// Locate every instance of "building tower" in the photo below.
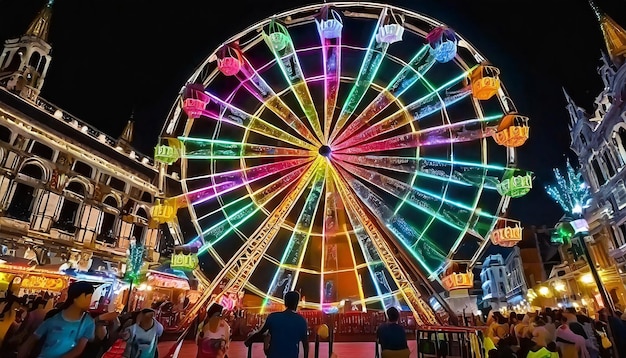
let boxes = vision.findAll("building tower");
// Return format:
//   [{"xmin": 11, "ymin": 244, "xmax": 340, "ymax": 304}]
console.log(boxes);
[
  {"xmin": 0, "ymin": 0, "xmax": 54, "ymax": 101},
  {"xmin": 589, "ymin": 0, "xmax": 626, "ymax": 66}
]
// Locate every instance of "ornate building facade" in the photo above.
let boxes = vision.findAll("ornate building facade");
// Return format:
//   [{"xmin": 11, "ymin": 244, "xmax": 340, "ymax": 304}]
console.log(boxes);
[
  {"xmin": 0, "ymin": 1, "xmax": 164, "ymax": 298},
  {"xmin": 566, "ymin": 1, "xmax": 626, "ymax": 310}
]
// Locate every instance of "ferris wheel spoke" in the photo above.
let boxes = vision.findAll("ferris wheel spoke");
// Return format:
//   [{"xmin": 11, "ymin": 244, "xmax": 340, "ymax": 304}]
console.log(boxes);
[
  {"xmin": 201, "ymin": 91, "xmax": 317, "ymax": 150},
  {"xmin": 334, "ymin": 154, "xmax": 500, "ymax": 190},
  {"xmin": 236, "ymin": 56, "xmax": 323, "ymax": 147},
  {"xmin": 263, "ymin": 22, "xmax": 323, "ymax": 142},
  {"xmin": 196, "ymin": 162, "xmax": 315, "ymax": 255},
  {"xmin": 332, "ymin": 165, "xmax": 437, "ymax": 323},
  {"xmin": 333, "ymin": 70, "xmax": 474, "ymax": 150},
  {"xmin": 264, "ymin": 163, "xmax": 326, "ymax": 305},
  {"xmin": 179, "ymin": 137, "xmax": 314, "ymax": 159},
  {"xmin": 329, "ymin": 7, "xmax": 392, "ymax": 142},
  {"xmin": 335, "ymin": 160, "xmax": 474, "ymax": 236},
  {"xmin": 320, "ymin": 166, "xmax": 336, "ymax": 308},
  {"xmin": 316, "ymin": 7, "xmax": 344, "ymax": 142},
  {"xmin": 330, "ymin": 45, "xmax": 435, "ymax": 145},
  {"xmin": 183, "ymin": 157, "xmax": 314, "ymax": 207},
  {"xmin": 204, "ymin": 158, "xmax": 326, "ymax": 308},
  {"xmin": 335, "ymin": 116, "xmax": 501, "ymax": 155},
  {"xmin": 320, "ymin": 168, "xmax": 368, "ymax": 308},
  {"xmin": 329, "ymin": 166, "xmax": 396, "ymax": 309},
  {"xmin": 335, "ymin": 164, "xmax": 448, "ymax": 271}
]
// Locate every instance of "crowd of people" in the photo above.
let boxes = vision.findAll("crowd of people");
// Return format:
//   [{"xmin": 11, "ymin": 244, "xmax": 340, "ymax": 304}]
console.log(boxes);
[
  {"xmin": 484, "ymin": 306, "xmax": 626, "ymax": 358},
  {"xmin": 8, "ymin": 281, "xmax": 626, "ymax": 358},
  {"xmin": 0, "ymin": 281, "xmax": 164, "ymax": 358}
]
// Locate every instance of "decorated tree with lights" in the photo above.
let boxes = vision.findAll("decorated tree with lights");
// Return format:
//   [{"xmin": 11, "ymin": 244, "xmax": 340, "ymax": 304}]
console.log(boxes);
[
  {"xmin": 125, "ymin": 239, "xmax": 145, "ymax": 283},
  {"xmin": 544, "ymin": 159, "xmax": 591, "ymax": 219},
  {"xmin": 123, "ymin": 239, "xmax": 145, "ymax": 312}
]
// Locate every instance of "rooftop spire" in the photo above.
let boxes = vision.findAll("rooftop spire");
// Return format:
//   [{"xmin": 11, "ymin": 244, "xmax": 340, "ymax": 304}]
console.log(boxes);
[
  {"xmin": 589, "ymin": 0, "xmax": 626, "ymax": 60},
  {"xmin": 25, "ymin": 0, "xmax": 54, "ymax": 42}
]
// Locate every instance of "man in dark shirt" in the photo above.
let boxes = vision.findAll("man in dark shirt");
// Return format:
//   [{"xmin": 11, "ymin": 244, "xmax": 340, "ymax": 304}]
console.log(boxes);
[
  {"xmin": 245, "ymin": 291, "xmax": 309, "ymax": 358},
  {"xmin": 377, "ymin": 307, "xmax": 409, "ymax": 352}
]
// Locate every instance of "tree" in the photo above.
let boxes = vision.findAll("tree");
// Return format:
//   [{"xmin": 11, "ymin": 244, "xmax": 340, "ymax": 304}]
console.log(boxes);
[{"xmin": 544, "ymin": 159, "xmax": 591, "ymax": 218}]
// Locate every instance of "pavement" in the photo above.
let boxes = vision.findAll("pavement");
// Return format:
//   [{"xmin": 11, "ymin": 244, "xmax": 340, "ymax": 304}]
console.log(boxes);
[{"xmin": 158, "ymin": 340, "xmax": 420, "ymax": 357}]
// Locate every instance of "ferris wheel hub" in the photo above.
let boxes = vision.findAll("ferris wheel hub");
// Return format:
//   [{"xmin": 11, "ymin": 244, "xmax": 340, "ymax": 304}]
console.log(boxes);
[{"xmin": 318, "ymin": 145, "xmax": 332, "ymax": 157}]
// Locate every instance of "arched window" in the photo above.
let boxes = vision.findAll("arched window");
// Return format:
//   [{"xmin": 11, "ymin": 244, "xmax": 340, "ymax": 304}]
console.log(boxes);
[
  {"xmin": 5, "ymin": 47, "xmax": 26, "ymax": 72},
  {"xmin": 65, "ymin": 181, "xmax": 85, "ymax": 197},
  {"xmin": 103, "ymin": 195, "xmax": 119, "ymax": 209},
  {"xmin": 6, "ymin": 183, "xmax": 35, "ymax": 221},
  {"xmin": 604, "ymin": 152, "xmax": 616, "ymax": 177},
  {"xmin": 20, "ymin": 163, "xmax": 44, "ymax": 180},
  {"xmin": 28, "ymin": 52, "xmax": 40, "ymax": 68},
  {"xmin": 592, "ymin": 159, "xmax": 607, "ymax": 186},
  {"xmin": 37, "ymin": 56, "xmax": 47, "ymax": 73},
  {"xmin": 0, "ymin": 125, "xmax": 12, "ymax": 143}
]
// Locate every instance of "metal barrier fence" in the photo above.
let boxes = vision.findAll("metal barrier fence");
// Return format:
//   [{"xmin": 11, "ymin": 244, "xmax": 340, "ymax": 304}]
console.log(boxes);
[{"xmin": 415, "ymin": 326, "xmax": 484, "ymax": 358}]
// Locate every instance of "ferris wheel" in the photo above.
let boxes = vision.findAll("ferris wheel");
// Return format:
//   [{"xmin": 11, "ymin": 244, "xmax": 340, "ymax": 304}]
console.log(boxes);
[{"xmin": 154, "ymin": 2, "xmax": 531, "ymax": 325}]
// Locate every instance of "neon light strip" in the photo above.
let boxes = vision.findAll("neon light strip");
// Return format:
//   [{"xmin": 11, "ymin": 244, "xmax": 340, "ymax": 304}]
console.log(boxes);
[
  {"xmin": 320, "ymin": 166, "xmax": 333, "ymax": 309},
  {"xmin": 329, "ymin": 7, "xmax": 390, "ymax": 142},
  {"xmin": 185, "ymin": 157, "xmax": 313, "ymax": 206},
  {"xmin": 342, "ymin": 157, "xmax": 494, "ymax": 227},
  {"xmin": 329, "ymin": 166, "xmax": 390, "ymax": 309},
  {"xmin": 335, "ymin": 116, "xmax": 501, "ymax": 154},
  {"xmin": 336, "ymin": 159, "xmax": 471, "ymax": 235},
  {"xmin": 334, "ymin": 165, "xmax": 443, "ymax": 274},
  {"xmin": 196, "ymin": 163, "xmax": 312, "ymax": 254},
  {"xmin": 179, "ymin": 137, "xmax": 314, "ymax": 159},
  {"xmin": 318, "ymin": 19, "xmax": 342, "ymax": 142},
  {"xmin": 199, "ymin": 158, "xmax": 323, "ymax": 314},
  {"xmin": 331, "ymin": 45, "xmax": 433, "ymax": 144},
  {"xmin": 334, "ymin": 154, "xmax": 500, "ymax": 190},
  {"xmin": 264, "ymin": 163, "xmax": 326, "ymax": 302},
  {"xmin": 263, "ymin": 24, "xmax": 323, "ymax": 142},
  {"xmin": 333, "ymin": 165, "xmax": 436, "ymax": 322},
  {"xmin": 334, "ymin": 69, "xmax": 474, "ymax": 150},
  {"xmin": 236, "ymin": 57, "xmax": 322, "ymax": 147},
  {"xmin": 201, "ymin": 91, "xmax": 317, "ymax": 150}
]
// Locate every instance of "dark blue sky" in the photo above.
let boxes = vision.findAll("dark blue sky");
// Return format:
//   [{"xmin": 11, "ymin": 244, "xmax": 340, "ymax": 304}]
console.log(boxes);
[{"xmin": 1, "ymin": 0, "xmax": 625, "ymax": 227}]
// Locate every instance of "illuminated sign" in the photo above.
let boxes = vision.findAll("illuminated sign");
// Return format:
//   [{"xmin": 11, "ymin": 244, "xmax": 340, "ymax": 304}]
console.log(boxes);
[{"xmin": 170, "ymin": 252, "xmax": 199, "ymax": 271}]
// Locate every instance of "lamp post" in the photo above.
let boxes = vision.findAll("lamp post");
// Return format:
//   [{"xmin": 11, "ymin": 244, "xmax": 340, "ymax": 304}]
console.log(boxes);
[{"xmin": 555, "ymin": 220, "xmax": 614, "ymax": 312}]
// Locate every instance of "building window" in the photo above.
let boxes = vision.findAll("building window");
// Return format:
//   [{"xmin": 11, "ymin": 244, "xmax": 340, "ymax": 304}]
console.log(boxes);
[
  {"xmin": 615, "ymin": 181, "xmax": 626, "ymax": 209},
  {"xmin": 617, "ymin": 223, "xmax": 626, "ymax": 248},
  {"xmin": 29, "ymin": 141, "xmax": 54, "ymax": 160},
  {"xmin": 72, "ymin": 161, "xmax": 93, "ymax": 178},
  {"xmin": 0, "ymin": 125, "xmax": 12, "ymax": 143},
  {"xmin": 109, "ymin": 177, "xmax": 126, "ymax": 192},
  {"xmin": 592, "ymin": 158, "xmax": 607, "ymax": 186},
  {"xmin": 604, "ymin": 152, "xmax": 616, "ymax": 177}
]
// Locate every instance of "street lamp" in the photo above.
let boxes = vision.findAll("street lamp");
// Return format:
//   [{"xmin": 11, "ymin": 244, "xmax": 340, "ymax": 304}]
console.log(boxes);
[{"xmin": 554, "ymin": 219, "xmax": 614, "ymax": 311}]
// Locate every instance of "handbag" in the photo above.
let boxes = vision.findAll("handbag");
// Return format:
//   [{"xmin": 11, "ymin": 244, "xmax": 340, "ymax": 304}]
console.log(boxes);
[{"xmin": 597, "ymin": 329, "xmax": 612, "ymax": 349}]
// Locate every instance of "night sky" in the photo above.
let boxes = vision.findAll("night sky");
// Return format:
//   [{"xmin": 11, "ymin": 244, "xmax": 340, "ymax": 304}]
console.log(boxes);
[{"xmin": 1, "ymin": 0, "xmax": 626, "ymax": 228}]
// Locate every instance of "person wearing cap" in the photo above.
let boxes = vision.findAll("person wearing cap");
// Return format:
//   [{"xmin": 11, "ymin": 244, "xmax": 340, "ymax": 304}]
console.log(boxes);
[
  {"xmin": 121, "ymin": 308, "xmax": 163, "ymax": 358},
  {"xmin": 245, "ymin": 291, "xmax": 309, "ymax": 358},
  {"xmin": 196, "ymin": 303, "xmax": 230, "ymax": 358},
  {"xmin": 17, "ymin": 281, "xmax": 96, "ymax": 358}
]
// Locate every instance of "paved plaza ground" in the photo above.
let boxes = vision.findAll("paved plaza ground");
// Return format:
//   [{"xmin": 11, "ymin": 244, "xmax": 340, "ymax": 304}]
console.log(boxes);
[{"xmin": 158, "ymin": 340, "xmax": 420, "ymax": 357}]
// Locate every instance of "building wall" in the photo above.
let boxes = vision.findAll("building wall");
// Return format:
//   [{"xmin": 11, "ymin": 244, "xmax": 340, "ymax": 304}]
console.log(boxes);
[{"xmin": 0, "ymin": 88, "xmax": 164, "ymax": 273}]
